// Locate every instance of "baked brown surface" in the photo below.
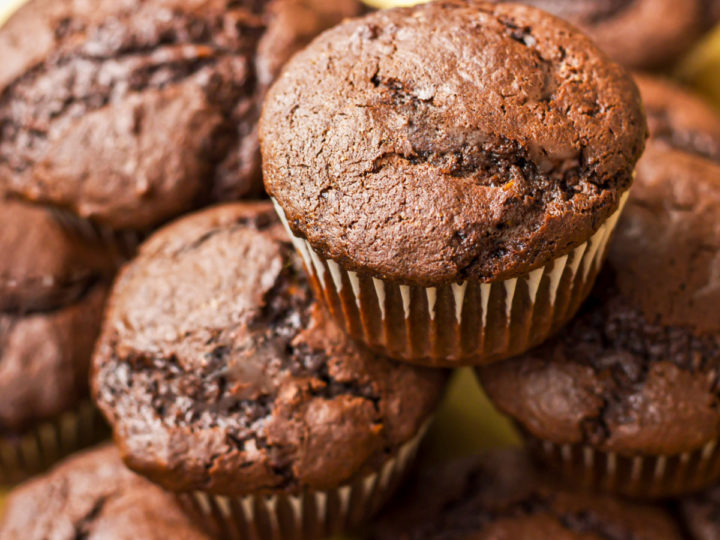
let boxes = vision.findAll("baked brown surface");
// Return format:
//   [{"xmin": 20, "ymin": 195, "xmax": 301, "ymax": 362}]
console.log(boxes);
[
  {"xmin": 261, "ymin": 0, "xmax": 647, "ymax": 286},
  {"xmin": 0, "ymin": 282, "xmax": 107, "ymax": 435},
  {"xmin": 681, "ymin": 486, "xmax": 720, "ymax": 540},
  {"xmin": 0, "ymin": 198, "xmax": 115, "ymax": 311},
  {"xmin": 635, "ymin": 74, "xmax": 720, "ymax": 164},
  {"xmin": 514, "ymin": 0, "xmax": 720, "ymax": 69},
  {"xmin": 372, "ymin": 449, "xmax": 682, "ymax": 540},
  {"xmin": 0, "ymin": 0, "xmax": 361, "ymax": 230},
  {"xmin": 480, "ymin": 79, "xmax": 720, "ymax": 455},
  {"xmin": 0, "ymin": 445, "xmax": 209, "ymax": 540},
  {"xmin": 92, "ymin": 202, "xmax": 447, "ymax": 495}
]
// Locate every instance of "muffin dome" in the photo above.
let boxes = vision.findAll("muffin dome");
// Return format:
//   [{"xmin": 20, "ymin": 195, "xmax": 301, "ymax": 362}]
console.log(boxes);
[
  {"xmin": 261, "ymin": 1, "xmax": 647, "ymax": 286},
  {"xmin": 92, "ymin": 202, "xmax": 446, "ymax": 495},
  {"xmin": 0, "ymin": 445, "xmax": 210, "ymax": 540},
  {"xmin": 479, "ymin": 78, "xmax": 720, "ymax": 496},
  {"xmin": 0, "ymin": 0, "xmax": 362, "ymax": 230},
  {"xmin": 0, "ymin": 199, "xmax": 115, "ymax": 311},
  {"xmin": 372, "ymin": 450, "xmax": 682, "ymax": 540},
  {"xmin": 517, "ymin": 0, "xmax": 720, "ymax": 69}
]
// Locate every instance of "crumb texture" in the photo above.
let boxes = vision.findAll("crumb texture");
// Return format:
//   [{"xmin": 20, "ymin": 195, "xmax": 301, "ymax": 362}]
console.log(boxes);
[
  {"xmin": 93, "ymin": 202, "xmax": 446, "ymax": 495},
  {"xmin": 261, "ymin": 1, "xmax": 647, "ymax": 285},
  {"xmin": 0, "ymin": 0, "xmax": 361, "ymax": 229}
]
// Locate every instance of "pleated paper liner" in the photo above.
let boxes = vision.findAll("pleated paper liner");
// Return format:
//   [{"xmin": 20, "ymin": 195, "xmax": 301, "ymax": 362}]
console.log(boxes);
[
  {"xmin": 272, "ymin": 193, "xmax": 628, "ymax": 366},
  {"xmin": 178, "ymin": 422, "xmax": 428, "ymax": 540},
  {"xmin": 0, "ymin": 401, "xmax": 108, "ymax": 485},
  {"xmin": 48, "ymin": 206, "xmax": 143, "ymax": 263},
  {"xmin": 527, "ymin": 436, "xmax": 720, "ymax": 499}
]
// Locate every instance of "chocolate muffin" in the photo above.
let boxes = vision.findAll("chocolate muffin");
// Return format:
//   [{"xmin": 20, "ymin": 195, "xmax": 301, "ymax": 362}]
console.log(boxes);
[
  {"xmin": 372, "ymin": 449, "xmax": 683, "ymax": 540},
  {"xmin": 261, "ymin": 1, "xmax": 647, "ymax": 365},
  {"xmin": 479, "ymin": 81, "xmax": 720, "ymax": 497},
  {"xmin": 92, "ymin": 201, "xmax": 447, "ymax": 539},
  {"xmin": 635, "ymin": 74, "xmax": 720, "ymax": 164},
  {"xmin": 363, "ymin": 0, "xmax": 720, "ymax": 70},
  {"xmin": 511, "ymin": 0, "xmax": 720, "ymax": 70},
  {"xmin": 0, "ymin": 0, "xmax": 361, "ymax": 233},
  {"xmin": 681, "ymin": 486, "xmax": 720, "ymax": 540},
  {"xmin": 0, "ymin": 445, "xmax": 209, "ymax": 539},
  {"xmin": 0, "ymin": 199, "xmax": 113, "ymax": 485},
  {"xmin": 0, "ymin": 198, "xmax": 115, "ymax": 311}
]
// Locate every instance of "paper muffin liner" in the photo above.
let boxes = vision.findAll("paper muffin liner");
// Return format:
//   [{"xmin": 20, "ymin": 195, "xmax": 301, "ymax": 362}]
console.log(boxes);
[
  {"xmin": 0, "ymin": 401, "xmax": 108, "ymax": 485},
  {"xmin": 48, "ymin": 206, "xmax": 142, "ymax": 262},
  {"xmin": 527, "ymin": 436, "xmax": 720, "ymax": 499},
  {"xmin": 272, "ymin": 193, "xmax": 628, "ymax": 366},
  {"xmin": 178, "ymin": 423, "xmax": 428, "ymax": 540}
]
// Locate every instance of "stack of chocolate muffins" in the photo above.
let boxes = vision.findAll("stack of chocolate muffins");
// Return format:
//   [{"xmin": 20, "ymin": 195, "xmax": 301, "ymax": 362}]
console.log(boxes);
[
  {"xmin": 2, "ymin": 0, "xmax": 720, "ymax": 539},
  {"xmin": 0, "ymin": 0, "xmax": 363, "ymax": 488}
]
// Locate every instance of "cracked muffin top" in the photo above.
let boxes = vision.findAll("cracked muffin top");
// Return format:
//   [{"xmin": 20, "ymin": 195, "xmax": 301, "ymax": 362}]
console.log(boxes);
[
  {"xmin": 92, "ymin": 201, "xmax": 447, "ymax": 496},
  {"xmin": 0, "ymin": 0, "xmax": 361, "ymax": 231},
  {"xmin": 372, "ymin": 450, "xmax": 682, "ymax": 540},
  {"xmin": 479, "ymin": 87, "xmax": 720, "ymax": 454},
  {"xmin": 507, "ymin": 0, "xmax": 720, "ymax": 70},
  {"xmin": 0, "ymin": 199, "xmax": 115, "ymax": 312},
  {"xmin": 0, "ymin": 445, "xmax": 209, "ymax": 540},
  {"xmin": 260, "ymin": 1, "xmax": 647, "ymax": 286}
]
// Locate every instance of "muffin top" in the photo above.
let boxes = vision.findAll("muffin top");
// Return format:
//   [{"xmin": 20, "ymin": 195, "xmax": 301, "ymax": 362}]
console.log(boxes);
[
  {"xmin": 261, "ymin": 1, "xmax": 646, "ymax": 286},
  {"xmin": 515, "ymin": 0, "xmax": 720, "ymax": 69},
  {"xmin": 0, "ymin": 445, "xmax": 209, "ymax": 540},
  {"xmin": 480, "ymin": 82, "xmax": 720, "ymax": 454},
  {"xmin": 0, "ymin": 199, "xmax": 115, "ymax": 311},
  {"xmin": 0, "ymin": 282, "xmax": 107, "ymax": 435},
  {"xmin": 681, "ymin": 486, "xmax": 720, "ymax": 540},
  {"xmin": 636, "ymin": 74, "xmax": 720, "ymax": 164},
  {"xmin": 372, "ymin": 450, "xmax": 682, "ymax": 540},
  {"xmin": 92, "ymin": 201, "xmax": 446, "ymax": 496},
  {"xmin": 0, "ymin": 0, "xmax": 361, "ymax": 231}
]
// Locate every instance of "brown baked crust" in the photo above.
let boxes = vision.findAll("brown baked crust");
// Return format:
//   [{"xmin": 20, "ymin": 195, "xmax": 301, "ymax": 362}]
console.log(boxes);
[
  {"xmin": 681, "ymin": 486, "xmax": 720, "ymax": 540},
  {"xmin": 480, "ymin": 145, "xmax": 720, "ymax": 455},
  {"xmin": 0, "ymin": 0, "xmax": 361, "ymax": 230},
  {"xmin": 0, "ymin": 445, "xmax": 209, "ymax": 540},
  {"xmin": 0, "ymin": 282, "xmax": 108, "ymax": 435},
  {"xmin": 372, "ymin": 450, "xmax": 682, "ymax": 540},
  {"xmin": 261, "ymin": 1, "xmax": 647, "ymax": 286},
  {"xmin": 0, "ymin": 198, "xmax": 115, "ymax": 311},
  {"xmin": 92, "ymin": 202, "xmax": 446, "ymax": 496},
  {"xmin": 515, "ymin": 0, "xmax": 720, "ymax": 69},
  {"xmin": 635, "ymin": 74, "xmax": 720, "ymax": 164}
]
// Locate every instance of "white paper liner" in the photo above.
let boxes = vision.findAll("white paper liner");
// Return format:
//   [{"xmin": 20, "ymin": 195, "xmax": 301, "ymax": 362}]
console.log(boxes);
[
  {"xmin": 272, "ymin": 193, "xmax": 628, "ymax": 365},
  {"xmin": 529, "ymin": 437, "xmax": 720, "ymax": 499},
  {"xmin": 0, "ymin": 401, "xmax": 107, "ymax": 485},
  {"xmin": 179, "ymin": 422, "xmax": 428, "ymax": 540}
]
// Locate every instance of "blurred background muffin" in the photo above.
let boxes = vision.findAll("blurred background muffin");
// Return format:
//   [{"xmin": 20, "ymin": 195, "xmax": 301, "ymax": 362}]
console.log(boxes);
[
  {"xmin": 0, "ymin": 0, "xmax": 362, "ymax": 238},
  {"xmin": 360, "ymin": 0, "xmax": 720, "ymax": 70},
  {"xmin": 0, "ymin": 445, "xmax": 211, "ymax": 539},
  {"xmin": 0, "ymin": 200, "xmax": 115, "ymax": 485},
  {"xmin": 372, "ymin": 449, "xmax": 683, "ymax": 539},
  {"xmin": 479, "ymin": 76, "xmax": 720, "ymax": 498}
]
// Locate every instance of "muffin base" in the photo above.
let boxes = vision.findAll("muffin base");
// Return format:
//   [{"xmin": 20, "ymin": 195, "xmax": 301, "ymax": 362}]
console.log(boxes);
[
  {"xmin": 272, "ymin": 193, "xmax": 628, "ymax": 366},
  {"xmin": 178, "ymin": 423, "xmax": 428, "ymax": 540},
  {"xmin": 48, "ymin": 206, "xmax": 142, "ymax": 262},
  {"xmin": 528, "ymin": 436, "xmax": 720, "ymax": 499},
  {"xmin": 0, "ymin": 401, "xmax": 108, "ymax": 485}
]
